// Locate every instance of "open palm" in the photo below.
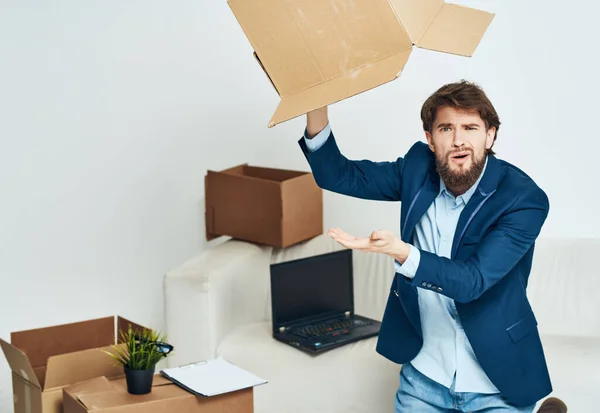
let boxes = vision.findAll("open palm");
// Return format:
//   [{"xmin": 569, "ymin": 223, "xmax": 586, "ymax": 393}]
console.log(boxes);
[{"xmin": 327, "ymin": 227, "xmax": 399, "ymax": 255}]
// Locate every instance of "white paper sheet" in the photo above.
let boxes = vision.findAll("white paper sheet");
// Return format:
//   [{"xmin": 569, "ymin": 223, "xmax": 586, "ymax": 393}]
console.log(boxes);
[{"xmin": 160, "ymin": 357, "xmax": 267, "ymax": 397}]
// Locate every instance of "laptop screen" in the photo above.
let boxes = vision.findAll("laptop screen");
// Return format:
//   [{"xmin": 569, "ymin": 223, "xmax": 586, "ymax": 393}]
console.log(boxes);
[{"xmin": 270, "ymin": 249, "xmax": 353, "ymax": 329}]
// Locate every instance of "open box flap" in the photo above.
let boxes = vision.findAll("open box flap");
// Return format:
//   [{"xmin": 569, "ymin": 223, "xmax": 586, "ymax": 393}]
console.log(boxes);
[
  {"xmin": 116, "ymin": 316, "xmax": 151, "ymax": 342},
  {"xmin": 206, "ymin": 170, "xmax": 283, "ymax": 214},
  {"xmin": 416, "ymin": 3, "xmax": 494, "ymax": 57},
  {"xmin": 229, "ymin": 0, "xmax": 413, "ymax": 97},
  {"xmin": 0, "ymin": 338, "xmax": 41, "ymax": 388},
  {"xmin": 232, "ymin": 166, "xmax": 308, "ymax": 182},
  {"xmin": 268, "ymin": 49, "xmax": 412, "ymax": 127},
  {"xmin": 10, "ymin": 317, "xmax": 114, "ymax": 371},
  {"xmin": 44, "ymin": 345, "xmax": 125, "ymax": 390},
  {"xmin": 388, "ymin": 0, "xmax": 443, "ymax": 44}
]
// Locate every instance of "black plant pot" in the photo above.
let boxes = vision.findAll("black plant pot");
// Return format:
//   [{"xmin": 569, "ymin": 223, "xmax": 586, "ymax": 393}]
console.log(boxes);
[{"xmin": 124, "ymin": 366, "xmax": 155, "ymax": 395}]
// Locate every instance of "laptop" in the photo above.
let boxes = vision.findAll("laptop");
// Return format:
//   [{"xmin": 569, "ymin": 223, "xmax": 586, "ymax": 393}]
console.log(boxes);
[{"xmin": 270, "ymin": 249, "xmax": 381, "ymax": 353}]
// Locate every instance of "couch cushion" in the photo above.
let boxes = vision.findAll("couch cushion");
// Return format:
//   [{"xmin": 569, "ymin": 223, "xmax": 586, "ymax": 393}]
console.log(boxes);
[
  {"xmin": 528, "ymin": 238, "xmax": 600, "ymax": 337},
  {"xmin": 218, "ymin": 325, "xmax": 600, "ymax": 413},
  {"xmin": 538, "ymin": 334, "xmax": 600, "ymax": 412},
  {"xmin": 218, "ymin": 322, "xmax": 401, "ymax": 413}
]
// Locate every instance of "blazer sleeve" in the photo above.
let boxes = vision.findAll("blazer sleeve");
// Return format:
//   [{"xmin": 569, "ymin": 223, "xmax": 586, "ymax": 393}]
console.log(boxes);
[
  {"xmin": 408, "ymin": 186, "xmax": 550, "ymax": 303},
  {"xmin": 298, "ymin": 130, "xmax": 404, "ymax": 202}
]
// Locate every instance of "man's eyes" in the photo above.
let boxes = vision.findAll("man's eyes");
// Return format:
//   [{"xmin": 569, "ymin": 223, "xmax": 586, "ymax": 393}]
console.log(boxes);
[{"xmin": 438, "ymin": 126, "xmax": 477, "ymax": 132}]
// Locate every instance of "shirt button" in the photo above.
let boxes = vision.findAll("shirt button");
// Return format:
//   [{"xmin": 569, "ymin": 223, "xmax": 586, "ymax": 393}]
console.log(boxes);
[{"xmin": 458, "ymin": 338, "xmax": 464, "ymax": 343}]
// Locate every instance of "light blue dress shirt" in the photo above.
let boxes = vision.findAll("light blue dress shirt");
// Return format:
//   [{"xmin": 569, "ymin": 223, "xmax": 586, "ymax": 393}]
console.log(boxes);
[{"xmin": 305, "ymin": 123, "xmax": 499, "ymax": 394}]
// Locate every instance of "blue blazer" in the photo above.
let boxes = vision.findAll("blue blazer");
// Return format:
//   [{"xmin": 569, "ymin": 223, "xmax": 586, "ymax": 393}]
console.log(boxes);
[{"xmin": 299, "ymin": 131, "xmax": 552, "ymax": 406}]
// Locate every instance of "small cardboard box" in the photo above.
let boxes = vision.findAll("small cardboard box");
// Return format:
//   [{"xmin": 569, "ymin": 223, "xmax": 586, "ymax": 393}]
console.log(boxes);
[
  {"xmin": 62, "ymin": 375, "xmax": 253, "ymax": 413},
  {"xmin": 227, "ymin": 0, "xmax": 495, "ymax": 127},
  {"xmin": 205, "ymin": 164, "xmax": 323, "ymax": 248},
  {"xmin": 1, "ymin": 316, "xmax": 148, "ymax": 413}
]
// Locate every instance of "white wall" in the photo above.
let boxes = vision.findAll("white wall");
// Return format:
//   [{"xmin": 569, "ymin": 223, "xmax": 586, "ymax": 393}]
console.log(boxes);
[{"xmin": 0, "ymin": 0, "xmax": 598, "ymax": 410}]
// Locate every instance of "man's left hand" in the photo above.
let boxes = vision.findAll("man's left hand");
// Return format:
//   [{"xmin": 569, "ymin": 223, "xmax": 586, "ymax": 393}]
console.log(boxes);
[{"xmin": 327, "ymin": 228, "xmax": 411, "ymax": 264}]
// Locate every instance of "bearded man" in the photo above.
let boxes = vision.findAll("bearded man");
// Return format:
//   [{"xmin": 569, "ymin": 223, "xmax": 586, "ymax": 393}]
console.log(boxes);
[{"xmin": 298, "ymin": 80, "xmax": 562, "ymax": 412}]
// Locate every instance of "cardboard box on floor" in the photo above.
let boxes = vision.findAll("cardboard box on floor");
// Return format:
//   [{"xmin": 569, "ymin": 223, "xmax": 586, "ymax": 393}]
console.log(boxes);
[
  {"xmin": 205, "ymin": 164, "xmax": 323, "ymax": 248},
  {"xmin": 227, "ymin": 0, "xmax": 495, "ymax": 127},
  {"xmin": 62, "ymin": 375, "xmax": 253, "ymax": 413},
  {"xmin": 0, "ymin": 316, "xmax": 148, "ymax": 413}
]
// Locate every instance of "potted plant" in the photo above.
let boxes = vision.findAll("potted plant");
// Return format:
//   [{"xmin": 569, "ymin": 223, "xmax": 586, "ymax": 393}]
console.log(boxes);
[{"xmin": 104, "ymin": 325, "xmax": 174, "ymax": 395}]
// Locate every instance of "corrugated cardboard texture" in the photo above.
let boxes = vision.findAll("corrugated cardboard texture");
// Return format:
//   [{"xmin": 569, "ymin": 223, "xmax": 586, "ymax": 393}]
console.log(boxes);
[
  {"xmin": 1, "ymin": 338, "xmax": 40, "ymax": 388},
  {"xmin": 205, "ymin": 164, "xmax": 322, "ymax": 248},
  {"xmin": 2, "ymin": 316, "xmax": 147, "ymax": 413},
  {"xmin": 228, "ymin": 0, "xmax": 494, "ymax": 127},
  {"xmin": 271, "ymin": 49, "xmax": 412, "ymax": 127},
  {"xmin": 12, "ymin": 374, "xmax": 63, "ymax": 413},
  {"xmin": 62, "ymin": 377, "xmax": 115, "ymax": 413},
  {"xmin": 64, "ymin": 376, "xmax": 253, "ymax": 413},
  {"xmin": 45, "ymin": 346, "xmax": 123, "ymax": 390},
  {"xmin": 389, "ymin": 0, "xmax": 443, "ymax": 43},
  {"xmin": 117, "ymin": 317, "xmax": 149, "ymax": 342},
  {"xmin": 281, "ymin": 174, "xmax": 323, "ymax": 248},
  {"xmin": 230, "ymin": 0, "xmax": 411, "ymax": 96},
  {"xmin": 205, "ymin": 168, "xmax": 284, "ymax": 245},
  {"xmin": 416, "ymin": 4, "xmax": 495, "ymax": 56},
  {"xmin": 41, "ymin": 389, "xmax": 63, "ymax": 413},
  {"xmin": 13, "ymin": 373, "xmax": 43, "ymax": 413},
  {"xmin": 11, "ymin": 317, "xmax": 114, "ymax": 373},
  {"xmin": 33, "ymin": 367, "xmax": 46, "ymax": 389}
]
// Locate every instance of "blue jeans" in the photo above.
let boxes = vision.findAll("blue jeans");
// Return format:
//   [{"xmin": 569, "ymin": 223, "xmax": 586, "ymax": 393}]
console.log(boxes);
[{"xmin": 395, "ymin": 363, "xmax": 536, "ymax": 412}]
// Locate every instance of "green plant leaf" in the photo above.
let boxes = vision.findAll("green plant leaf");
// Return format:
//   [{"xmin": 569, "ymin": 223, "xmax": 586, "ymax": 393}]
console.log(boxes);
[{"xmin": 103, "ymin": 323, "xmax": 172, "ymax": 370}]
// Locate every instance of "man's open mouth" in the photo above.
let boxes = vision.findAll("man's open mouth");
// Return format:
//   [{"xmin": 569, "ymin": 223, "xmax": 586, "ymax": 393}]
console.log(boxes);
[{"xmin": 451, "ymin": 152, "xmax": 470, "ymax": 159}]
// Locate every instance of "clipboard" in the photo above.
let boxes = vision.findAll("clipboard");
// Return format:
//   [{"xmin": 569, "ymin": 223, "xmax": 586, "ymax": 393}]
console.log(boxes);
[{"xmin": 160, "ymin": 357, "xmax": 268, "ymax": 397}]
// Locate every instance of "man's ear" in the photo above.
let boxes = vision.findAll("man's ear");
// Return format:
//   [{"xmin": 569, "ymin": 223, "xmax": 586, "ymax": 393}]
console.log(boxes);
[
  {"xmin": 485, "ymin": 127, "xmax": 496, "ymax": 150},
  {"xmin": 425, "ymin": 131, "xmax": 435, "ymax": 152}
]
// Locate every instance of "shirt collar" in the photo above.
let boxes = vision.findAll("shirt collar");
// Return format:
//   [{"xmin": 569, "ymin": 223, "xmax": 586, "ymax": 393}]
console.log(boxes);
[{"xmin": 439, "ymin": 156, "xmax": 489, "ymax": 204}]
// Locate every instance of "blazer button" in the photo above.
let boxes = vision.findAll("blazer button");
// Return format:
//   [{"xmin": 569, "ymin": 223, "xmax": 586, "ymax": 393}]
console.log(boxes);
[
  {"xmin": 437, "ymin": 287, "xmax": 443, "ymax": 292},
  {"xmin": 426, "ymin": 283, "xmax": 432, "ymax": 288},
  {"xmin": 421, "ymin": 282, "xmax": 427, "ymax": 287}
]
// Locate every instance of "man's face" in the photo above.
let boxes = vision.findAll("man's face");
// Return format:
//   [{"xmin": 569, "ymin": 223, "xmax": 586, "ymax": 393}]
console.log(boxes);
[{"xmin": 425, "ymin": 106, "xmax": 495, "ymax": 194}]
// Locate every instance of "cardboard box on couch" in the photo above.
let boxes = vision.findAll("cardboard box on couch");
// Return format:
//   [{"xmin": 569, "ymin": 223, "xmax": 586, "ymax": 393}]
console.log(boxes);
[
  {"xmin": 227, "ymin": 0, "xmax": 495, "ymax": 127},
  {"xmin": 205, "ymin": 163, "xmax": 323, "ymax": 248},
  {"xmin": 62, "ymin": 375, "xmax": 253, "ymax": 413},
  {"xmin": 1, "ymin": 316, "xmax": 148, "ymax": 413}
]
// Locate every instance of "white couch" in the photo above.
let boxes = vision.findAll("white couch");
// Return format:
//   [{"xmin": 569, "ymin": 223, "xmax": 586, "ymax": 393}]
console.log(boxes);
[{"xmin": 164, "ymin": 235, "xmax": 600, "ymax": 412}]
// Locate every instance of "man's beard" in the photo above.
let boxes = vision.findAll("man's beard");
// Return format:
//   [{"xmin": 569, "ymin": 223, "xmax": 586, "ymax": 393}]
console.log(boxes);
[{"xmin": 435, "ymin": 149, "xmax": 486, "ymax": 195}]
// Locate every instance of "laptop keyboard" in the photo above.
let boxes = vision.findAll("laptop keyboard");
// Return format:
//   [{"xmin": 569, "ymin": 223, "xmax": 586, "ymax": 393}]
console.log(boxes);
[{"xmin": 291, "ymin": 318, "xmax": 372, "ymax": 339}]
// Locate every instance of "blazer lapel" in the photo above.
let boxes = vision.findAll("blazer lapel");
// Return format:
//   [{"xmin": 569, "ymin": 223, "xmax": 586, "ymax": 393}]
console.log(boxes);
[
  {"xmin": 451, "ymin": 155, "xmax": 505, "ymax": 258},
  {"xmin": 402, "ymin": 169, "xmax": 439, "ymax": 243}
]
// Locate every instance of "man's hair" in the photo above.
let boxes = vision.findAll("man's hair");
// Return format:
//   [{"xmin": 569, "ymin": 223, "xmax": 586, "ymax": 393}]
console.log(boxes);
[{"xmin": 420, "ymin": 80, "xmax": 501, "ymax": 155}]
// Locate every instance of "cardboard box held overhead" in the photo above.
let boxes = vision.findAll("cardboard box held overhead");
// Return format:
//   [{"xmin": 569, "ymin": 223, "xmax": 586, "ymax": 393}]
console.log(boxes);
[
  {"xmin": 63, "ymin": 375, "xmax": 253, "ymax": 413},
  {"xmin": 227, "ymin": 0, "xmax": 495, "ymax": 127},
  {"xmin": 205, "ymin": 164, "xmax": 322, "ymax": 248},
  {"xmin": 0, "ymin": 316, "xmax": 148, "ymax": 413}
]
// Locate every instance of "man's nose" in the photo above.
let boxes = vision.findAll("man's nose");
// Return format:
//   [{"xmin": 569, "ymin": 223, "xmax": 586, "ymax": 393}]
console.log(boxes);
[{"xmin": 452, "ymin": 131, "xmax": 465, "ymax": 147}]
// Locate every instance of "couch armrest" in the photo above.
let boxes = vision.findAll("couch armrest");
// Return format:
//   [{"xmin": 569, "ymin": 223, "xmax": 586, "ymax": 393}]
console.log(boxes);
[{"xmin": 164, "ymin": 239, "xmax": 273, "ymax": 367}]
